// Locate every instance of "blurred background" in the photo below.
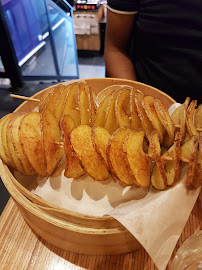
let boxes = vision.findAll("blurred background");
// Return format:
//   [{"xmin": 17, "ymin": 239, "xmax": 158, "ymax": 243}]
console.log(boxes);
[{"xmin": 0, "ymin": 0, "xmax": 107, "ymax": 213}]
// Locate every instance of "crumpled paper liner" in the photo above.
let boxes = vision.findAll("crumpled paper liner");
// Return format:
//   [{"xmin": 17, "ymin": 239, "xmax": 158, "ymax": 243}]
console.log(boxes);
[
  {"xmin": 14, "ymin": 103, "xmax": 201, "ymax": 270},
  {"xmin": 29, "ymin": 169, "xmax": 149, "ymax": 216},
  {"xmin": 109, "ymin": 178, "xmax": 200, "ymax": 270}
]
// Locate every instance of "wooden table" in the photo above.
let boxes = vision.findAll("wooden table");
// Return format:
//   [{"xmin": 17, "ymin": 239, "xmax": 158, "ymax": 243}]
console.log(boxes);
[{"xmin": 0, "ymin": 194, "xmax": 201, "ymax": 270}]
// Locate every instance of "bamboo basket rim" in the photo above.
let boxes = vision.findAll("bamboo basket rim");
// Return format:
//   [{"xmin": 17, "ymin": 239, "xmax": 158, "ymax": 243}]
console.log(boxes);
[{"xmin": 2, "ymin": 78, "xmax": 175, "ymax": 223}]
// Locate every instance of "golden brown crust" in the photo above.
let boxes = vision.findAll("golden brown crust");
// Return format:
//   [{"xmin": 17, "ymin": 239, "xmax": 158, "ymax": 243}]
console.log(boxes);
[
  {"xmin": 186, "ymin": 135, "xmax": 199, "ymax": 189},
  {"xmin": 20, "ymin": 112, "xmax": 46, "ymax": 177},
  {"xmin": 60, "ymin": 114, "xmax": 85, "ymax": 179},
  {"xmin": 91, "ymin": 126, "xmax": 111, "ymax": 170},
  {"xmin": 107, "ymin": 128, "xmax": 135, "ymax": 186},
  {"xmin": 149, "ymin": 131, "xmax": 167, "ymax": 189},
  {"xmin": 154, "ymin": 98, "xmax": 175, "ymax": 148},
  {"xmin": 70, "ymin": 125, "xmax": 109, "ymax": 181}
]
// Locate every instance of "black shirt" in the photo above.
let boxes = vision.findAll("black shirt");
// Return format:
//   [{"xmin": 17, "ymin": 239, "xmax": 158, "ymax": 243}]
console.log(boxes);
[{"xmin": 107, "ymin": 0, "xmax": 202, "ymax": 103}]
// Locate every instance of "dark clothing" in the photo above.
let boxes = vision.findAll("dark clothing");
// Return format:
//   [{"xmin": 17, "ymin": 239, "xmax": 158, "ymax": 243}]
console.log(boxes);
[{"xmin": 108, "ymin": 0, "xmax": 202, "ymax": 103}]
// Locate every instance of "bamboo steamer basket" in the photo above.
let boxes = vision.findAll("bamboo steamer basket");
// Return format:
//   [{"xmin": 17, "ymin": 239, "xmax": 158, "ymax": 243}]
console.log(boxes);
[{"xmin": 0, "ymin": 78, "xmax": 175, "ymax": 255}]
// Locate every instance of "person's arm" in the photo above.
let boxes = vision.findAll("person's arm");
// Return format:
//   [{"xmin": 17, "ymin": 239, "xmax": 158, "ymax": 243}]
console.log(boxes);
[{"xmin": 104, "ymin": 9, "xmax": 137, "ymax": 80}]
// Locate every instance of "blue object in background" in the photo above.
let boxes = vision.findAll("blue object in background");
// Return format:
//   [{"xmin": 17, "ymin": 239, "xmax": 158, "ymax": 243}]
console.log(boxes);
[
  {"xmin": 1, "ymin": 0, "xmax": 43, "ymax": 63},
  {"xmin": 1, "ymin": 0, "xmax": 79, "ymax": 79}
]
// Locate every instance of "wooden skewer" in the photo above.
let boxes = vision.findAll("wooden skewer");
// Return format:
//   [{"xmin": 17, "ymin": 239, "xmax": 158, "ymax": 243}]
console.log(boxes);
[
  {"xmin": 149, "ymin": 154, "xmax": 200, "ymax": 164},
  {"xmin": 10, "ymin": 94, "xmax": 202, "ymax": 132},
  {"xmin": 162, "ymin": 156, "xmax": 189, "ymax": 164},
  {"xmin": 149, "ymin": 154, "xmax": 181, "ymax": 162},
  {"xmin": 174, "ymin": 124, "xmax": 181, "ymax": 129},
  {"xmin": 55, "ymin": 142, "xmax": 64, "ymax": 147},
  {"xmin": 56, "ymin": 141, "xmax": 198, "ymax": 164},
  {"xmin": 10, "ymin": 94, "xmax": 40, "ymax": 102}
]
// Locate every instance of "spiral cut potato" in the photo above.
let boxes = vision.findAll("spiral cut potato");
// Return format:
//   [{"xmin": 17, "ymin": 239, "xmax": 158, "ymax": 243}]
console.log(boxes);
[
  {"xmin": 0, "ymin": 81, "xmax": 96, "ymax": 177},
  {"xmin": 0, "ymin": 81, "xmax": 201, "ymax": 190}
]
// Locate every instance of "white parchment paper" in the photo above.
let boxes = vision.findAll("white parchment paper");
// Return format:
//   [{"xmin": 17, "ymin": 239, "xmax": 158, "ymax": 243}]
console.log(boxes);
[
  {"xmin": 109, "ymin": 177, "xmax": 200, "ymax": 270},
  {"xmin": 30, "ymin": 166, "xmax": 149, "ymax": 216}
]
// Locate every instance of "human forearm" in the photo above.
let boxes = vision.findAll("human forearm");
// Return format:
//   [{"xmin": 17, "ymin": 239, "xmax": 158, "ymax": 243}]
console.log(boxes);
[
  {"xmin": 104, "ymin": 10, "xmax": 136, "ymax": 80},
  {"xmin": 104, "ymin": 47, "xmax": 137, "ymax": 80}
]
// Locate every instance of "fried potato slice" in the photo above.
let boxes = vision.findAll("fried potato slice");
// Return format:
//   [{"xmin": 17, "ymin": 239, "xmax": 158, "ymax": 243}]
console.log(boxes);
[
  {"xmin": 180, "ymin": 135, "xmax": 198, "ymax": 162},
  {"xmin": 107, "ymin": 128, "xmax": 134, "ymax": 185},
  {"xmin": 151, "ymin": 164, "xmax": 166, "ymax": 190},
  {"xmin": 88, "ymin": 84, "xmax": 97, "ymax": 125},
  {"xmin": 43, "ymin": 84, "xmax": 65, "ymax": 113},
  {"xmin": 96, "ymin": 85, "xmax": 118, "ymax": 104},
  {"xmin": 41, "ymin": 109, "xmax": 64, "ymax": 176},
  {"xmin": 192, "ymin": 133, "xmax": 202, "ymax": 188},
  {"xmin": 38, "ymin": 88, "xmax": 55, "ymax": 113},
  {"xmin": 104, "ymin": 91, "xmax": 119, "ymax": 134},
  {"xmin": 91, "ymin": 126, "xmax": 111, "ymax": 168},
  {"xmin": 186, "ymin": 100, "xmax": 198, "ymax": 137},
  {"xmin": 130, "ymin": 88, "xmax": 142, "ymax": 131},
  {"xmin": 60, "ymin": 115, "xmax": 85, "ymax": 178},
  {"xmin": 115, "ymin": 89, "xmax": 132, "ymax": 128},
  {"xmin": 171, "ymin": 104, "xmax": 183, "ymax": 126},
  {"xmin": 62, "ymin": 82, "xmax": 80, "ymax": 126},
  {"xmin": 178, "ymin": 104, "xmax": 186, "ymax": 141},
  {"xmin": 20, "ymin": 112, "xmax": 46, "ymax": 177},
  {"xmin": 78, "ymin": 80, "xmax": 97, "ymax": 125},
  {"xmin": 171, "ymin": 97, "xmax": 190, "ymax": 127},
  {"xmin": 154, "ymin": 98, "xmax": 175, "ymax": 147},
  {"xmin": 164, "ymin": 132, "xmax": 181, "ymax": 186},
  {"xmin": 54, "ymin": 84, "xmax": 73, "ymax": 123},
  {"xmin": 149, "ymin": 131, "xmax": 167, "ymax": 190},
  {"xmin": 11, "ymin": 114, "xmax": 36, "ymax": 175},
  {"xmin": 94, "ymin": 94, "xmax": 112, "ymax": 127},
  {"xmin": 186, "ymin": 135, "xmax": 199, "ymax": 189},
  {"xmin": 70, "ymin": 125, "xmax": 109, "ymax": 181},
  {"xmin": 7, "ymin": 114, "xmax": 23, "ymax": 168},
  {"xmin": 182, "ymin": 131, "xmax": 191, "ymax": 144},
  {"xmin": 1, "ymin": 114, "xmax": 15, "ymax": 168},
  {"xmin": 143, "ymin": 95, "xmax": 165, "ymax": 143},
  {"xmin": 0, "ymin": 114, "xmax": 13, "ymax": 165},
  {"xmin": 195, "ymin": 104, "xmax": 202, "ymax": 129},
  {"xmin": 123, "ymin": 131, "xmax": 151, "ymax": 188},
  {"xmin": 64, "ymin": 82, "xmax": 79, "ymax": 110},
  {"xmin": 164, "ymin": 135, "xmax": 199, "ymax": 163},
  {"xmin": 171, "ymin": 96, "xmax": 190, "ymax": 139},
  {"xmin": 165, "ymin": 134, "xmax": 199, "ymax": 189},
  {"xmin": 79, "ymin": 82, "xmax": 91, "ymax": 125},
  {"xmin": 164, "ymin": 161, "xmax": 175, "ymax": 187},
  {"xmin": 148, "ymin": 131, "xmax": 161, "ymax": 156},
  {"xmin": 66, "ymin": 109, "xmax": 80, "ymax": 127},
  {"xmin": 7, "ymin": 115, "xmax": 25, "ymax": 174},
  {"xmin": 96, "ymin": 85, "xmax": 131, "ymax": 104},
  {"xmin": 135, "ymin": 90, "xmax": 154, "ymax": 138},
  {"xmin": 184, "ymin": 97, "xmax": 191, "ymax": 108}
]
